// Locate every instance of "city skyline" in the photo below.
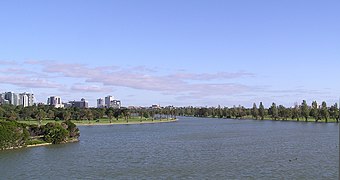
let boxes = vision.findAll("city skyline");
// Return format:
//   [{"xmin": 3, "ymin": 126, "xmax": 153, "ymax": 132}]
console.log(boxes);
[{"xmin": 0, "ymin": 1, "xmax": 339, "ymax": 107}]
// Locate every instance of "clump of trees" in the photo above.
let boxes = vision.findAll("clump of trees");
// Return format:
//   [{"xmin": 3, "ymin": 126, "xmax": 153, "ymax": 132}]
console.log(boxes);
[
  {"xmin": 0, "ymin": 120, "xmax": 80, "ymax": 150},
  {"xmin": 0, "ymin": 121, "xmax": 30, "ymax": 150}
]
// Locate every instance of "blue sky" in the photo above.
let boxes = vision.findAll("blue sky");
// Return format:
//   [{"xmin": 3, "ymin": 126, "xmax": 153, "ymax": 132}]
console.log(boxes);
[{"xmin": 0, "ymin": 0, "xmax": 339, "ymax": 107}]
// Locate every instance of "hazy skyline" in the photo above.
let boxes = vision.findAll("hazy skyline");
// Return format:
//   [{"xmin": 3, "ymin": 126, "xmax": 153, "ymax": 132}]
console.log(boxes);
[{"xmin": 0, "ymin": 0, "xmax": 339, "ymax": 107}]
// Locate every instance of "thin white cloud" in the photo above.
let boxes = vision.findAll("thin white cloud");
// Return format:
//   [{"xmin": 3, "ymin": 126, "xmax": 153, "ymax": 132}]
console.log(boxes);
[
  {"xmin": 70, "ymin": 84, "xmax": 113, "ymax": 93},
  {"xmin": 0, "ymin": 76, "xmax": 60, "ymax": 88},
  {"xmin": 1, "ymin": 60, "xmax": 256, "ymax": 99},
  {"xmin": 0, "ymin": 60, "xmax": 18, "ymax": 65}
]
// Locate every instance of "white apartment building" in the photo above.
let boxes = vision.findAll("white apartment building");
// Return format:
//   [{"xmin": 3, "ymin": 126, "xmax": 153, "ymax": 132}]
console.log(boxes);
[{"xmin": 47, "ymin": 96, "xmax": 64, "ymax": 108}]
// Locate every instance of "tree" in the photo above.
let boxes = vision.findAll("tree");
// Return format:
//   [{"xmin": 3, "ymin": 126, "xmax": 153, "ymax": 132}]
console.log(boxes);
[
  {"xmin": 106, "ymin": 109, "xmax": 114, "ymax": 123},
  {"xmin": 20, "ymin": 107, "xmax": 31, "ymax": 121},
  {"xmin": 113, "ymin": 109, "xmax": 121, "ymax": 121},
  {"xmin": 329, "ymin": 103, "xmax": 339, "ymax": 123},
  {"xmin": 223, "ymin": 107, "xmax": 230, "ymax": 118},
  {"xmin": 320, "ymin": 101, "xmax": 329, "ymax": 122},
  {"xmin": 62, "ymin": 111, "xmax": 71, "ymax": 121},
  {"xmin": 259, "ymin": 102, "xmax": 265, "ymax": 120},
  {"xmin": 149, "ymin": 109, "xmax": 155, "ymax": 121},
  {"xmin": 121, "ymin": 108, "xmax": 130, "ymax": 123},
  {"xmin": 292, "ymin": 104, "xmax": 301, "ymax": 121},
  {"xmin": 278, "ymin": 105, "xmax": 286, "ymax": 120},
  {"xmin": 301, "ymin": 100, "xmax": 309, "ymax": 122},
  {"xmin": 310, "ymin": 101, "xmax": 320, "ymax": 122},
  {"xmin": 47, "ymin": 110, "xmax": 55, "ymax": 120},
  {"xmin": 143, "ymin": 111, "xmax": 149, "ymax": 119},
  {"xmin": 36, "ymin": 109, "xmax": 46, "ymax": 126},
  {"xmin": 0, "ymin": 107, "xmax": 4, "ymax": 118},
  {"xmin": 217, "ymin": 105, "xmax": 223, "ymax": 118},
  {"xmin": 251, "ymin": 103, "xmax": 259, "ymax": 120},
  {"xmin": 269, "ymin": 103, "xmax": 278, "ymax": 120},
  {"xmin": 43, "ymin": 123, "xmax": 69, "ymax": 144}
]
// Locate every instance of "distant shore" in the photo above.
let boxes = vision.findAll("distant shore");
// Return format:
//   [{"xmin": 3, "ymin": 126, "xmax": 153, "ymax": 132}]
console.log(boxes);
[{"xmin": 74, "ymin": 118, "xmax": 178, "ymax": 126}]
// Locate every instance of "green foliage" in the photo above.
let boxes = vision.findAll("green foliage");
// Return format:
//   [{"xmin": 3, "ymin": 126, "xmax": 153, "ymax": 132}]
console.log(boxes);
[
  {"xmin": 251, "ymin": 103, "xmax": 259, "ymax": 120},
  {"xmin": 0, "ymin": 121, "xmax": 29, "ymax": 150},
  {"xmin": 0, "ymin": 119, "xmax": 80, "ymax": 150},
  {"xmin": 259, "ymin": 102, "xmax": 265, "ymax": 120},
  {"xmin": 301, "ymin": 100, "xmax": 309, "ymax": 122},
  {"xmin": 269, "ymin": 103, "xmax": 279, "ymax": 120},
  {"xmin": 61, "ymin": 120, "xmax": 80, "ymax": 138},
  {"xmin": 43, "ymin": 123, "xmax": 69, "ymax": 144}
]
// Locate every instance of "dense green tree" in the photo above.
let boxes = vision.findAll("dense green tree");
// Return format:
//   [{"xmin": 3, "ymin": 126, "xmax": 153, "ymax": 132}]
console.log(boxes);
[
  {"xmin": 0, "ymin": 121, "xmax": 29, "ymax": 149},
  {"xmin": 62, "ymin": 111, "xmax": 71, "ymax": 121},
  {"xmin": 269, "ymin": 103, "xmax": 278, "ymax": 120},
  {"xmin": 19, "ymin": 108, "xmax": 31, "ymax": 121},
  {"xmin": 251, "ymin": 103, "xmax": 259, "ymax": 120},
  {"xmin": 113, "ymin": 109, "xmax": 121, "ymax": 121},
  {"xmin": 223, "ymin": 107, "xmax": 230, "ymax": 118},
  {"xmin": 43, "ymin": 123, "xmax": 69, "ymax": 144},
  {"xmin": 259, "ymin": 102, "xmax": 265, "ymax": 120},
  {"xmin": 310, "ymin": 101, "xmax": 320, "ymax": 122},
  {"xmin": 278, "ymin": 105, "xmax": 286, "ymax": 120},
  {"xmin": 106, "ymin": 109, "xmax": 114, "ymax": 123},
  {"xmin": 320, "ymin": 101, "xmax": 329, "ymax": 122},
  {"xmin": 61, "ymin": 120, "xmax": 80, "ymax": 139},
  {"xmin": 301, "ymin": 100, "xmax": 309, "ymax": 122},
  {"xmin": 0, "ymin": 107, "xmax": 4, "ymax": 118},
  {"xmin": 47, "ymin": 110, "xmax": 55, "ymax": 120},
  {"xmin": 329, "ymin": 103, "xmax": 339, "ymax": 123},
  {"xmin": 36, "ymin": 109, "xmax": 46, "ymax": 126},
  {"xmin": 216, "ymin": 105, "xmax": 223, "ymax": 118},
  {"xmin": 292, "ymin": 104, "xmax": 301, "ymax": 121},
  {"xmin": 149, "ymin": 109, "xmax": 155, "ymax": 121}
]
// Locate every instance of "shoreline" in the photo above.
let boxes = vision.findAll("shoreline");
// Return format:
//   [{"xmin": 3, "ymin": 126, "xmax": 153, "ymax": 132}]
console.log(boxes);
[
  {"xmin": 75, "ymin": 119, "xmax": 178, "ymax": 126},
  {"xmin": 3, "ymin": 139, "xmax": 79, "ymax": 151}
]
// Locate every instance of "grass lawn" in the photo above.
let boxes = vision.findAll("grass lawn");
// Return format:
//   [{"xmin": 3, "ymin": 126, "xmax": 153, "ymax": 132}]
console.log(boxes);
[{"xmin": 6, "ymin": 117, "xmax": 177, "ymax": 126}]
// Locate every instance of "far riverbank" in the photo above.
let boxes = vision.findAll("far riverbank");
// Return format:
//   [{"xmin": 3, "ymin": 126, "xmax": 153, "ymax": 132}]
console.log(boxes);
[{"xmin": 74, "ymin": 118, "xmax": 178, "ymax": 126}]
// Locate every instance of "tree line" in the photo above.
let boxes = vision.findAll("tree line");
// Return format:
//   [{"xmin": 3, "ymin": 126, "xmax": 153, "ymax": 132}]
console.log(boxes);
[
  {"xmin": 0, "ymin": 100, "xmax": 338, "ymax": 123},
  {"xmin": 0, "ymin": 104, "xmax": 177, "ymax": 124},
  {"xmin": 175, "ymin": 100, "xmax": 339, "ymax": 123}
]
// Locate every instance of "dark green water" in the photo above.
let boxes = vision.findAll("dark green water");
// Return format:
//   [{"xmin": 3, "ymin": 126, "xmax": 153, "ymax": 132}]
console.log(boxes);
[{"xmin": 0, "ymin": 117, "xmax": 338, "ymax": 179}]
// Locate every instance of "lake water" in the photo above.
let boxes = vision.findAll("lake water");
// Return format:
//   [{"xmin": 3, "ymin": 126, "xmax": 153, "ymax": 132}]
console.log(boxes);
[{"xmin": 0, "ymin": 117, "xmax": 338, "ymax": 179}]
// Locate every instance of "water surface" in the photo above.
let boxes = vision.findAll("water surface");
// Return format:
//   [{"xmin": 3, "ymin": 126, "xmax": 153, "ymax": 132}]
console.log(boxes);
[{"xmin": 0, "ymin": 117, "xmax": 338, "ymax": 179}]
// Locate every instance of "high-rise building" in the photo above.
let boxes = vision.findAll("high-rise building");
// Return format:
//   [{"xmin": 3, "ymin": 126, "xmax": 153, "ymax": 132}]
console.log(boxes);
[
  {"xmin": 19, "ymin": 94, "xmax": 29, "ymax": 107},
  {"xmin": 19, "ymin": 93, "xmax": 34, "ymax": 107},
  {"xmin": 0, "ymin": 92, "xmax": 33, "ymax": 106},
  {"xmin": 4, "ymin": 92, "xmax": 19, "ymax": 106},
  {"xmin": 97, "ymin": 98, "xmax": 104, "ymax": 108},
  {"xmin": 47, "ymin": 96, "xmax": 64, "ymax": 108},
  {"xmin": 105, "ymin": 96, "xmax": 114, "ymax": 108},
  {"xmin": 0, "ymin": 93, "xmax": 6, "ymax": 105},
  {"xmin": 102, "ymin": 95, "xmax": 121, "ymax": 108}
]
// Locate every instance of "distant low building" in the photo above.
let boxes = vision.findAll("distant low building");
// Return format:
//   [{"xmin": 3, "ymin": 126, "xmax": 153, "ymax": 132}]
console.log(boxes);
[
  {"xmin": 151, "ymin": 104, "xmax": 161, "ymax": 109},
  {"xmin": 67, "ymin": 98, "xmax": 88, "ymax": 108}
]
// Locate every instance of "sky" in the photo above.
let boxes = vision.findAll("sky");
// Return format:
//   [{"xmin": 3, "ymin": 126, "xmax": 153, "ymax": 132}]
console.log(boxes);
[{"xmin": 0, "ymin": 0, "xmax": 339, "ymax": 108}]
